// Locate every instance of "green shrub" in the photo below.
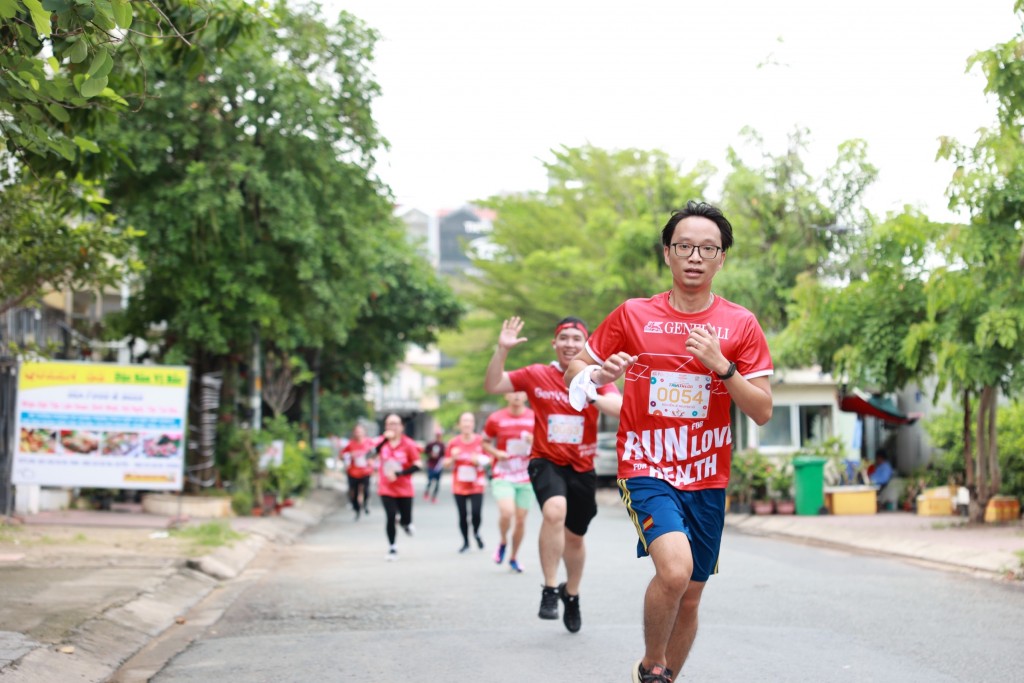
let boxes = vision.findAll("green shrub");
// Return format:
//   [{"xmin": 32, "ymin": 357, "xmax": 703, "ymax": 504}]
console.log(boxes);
[
  {"xmin": 217, "ymin": 415, "xmax": 317, "ymax": 514},
  {"xmin": 231, "ymin": 488, "xmax": 253, "ymax": 516},
  {"xmin": 924, "ymin": 400, "xmax": 1024, "ymax": 500}
]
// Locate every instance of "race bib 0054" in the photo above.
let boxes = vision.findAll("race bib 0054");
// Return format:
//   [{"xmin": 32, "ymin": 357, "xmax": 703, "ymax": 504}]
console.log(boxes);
[{"xmin": 649, "ymin": 370, "xmax": 711, "ymax": 419}]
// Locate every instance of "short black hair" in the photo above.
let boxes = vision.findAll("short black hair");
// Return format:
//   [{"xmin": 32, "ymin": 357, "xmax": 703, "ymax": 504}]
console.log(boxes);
[
  {"xmin": 553, "ymin": 316, "xmax": 589, "ymax": 338},
  {"xmin": 661, "ymin": 200, "xmax": 734, "ymax": 252},
  {"xmin": 556, "ymin": 316, "xmax": 587, "ymax": 328}
]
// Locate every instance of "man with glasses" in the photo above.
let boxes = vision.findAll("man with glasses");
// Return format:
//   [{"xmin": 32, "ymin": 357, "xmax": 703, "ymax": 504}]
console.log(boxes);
[
  {"xmin": 564, "ymin": 201, "xmax": 774, "ymax": 682},
  {"xmin": 484, "ymin": 316, "xmax": 621, "ymax": 633},
  {"xmin": 374, "ymin": 414, "xmax": 422, "ymax": 561}
]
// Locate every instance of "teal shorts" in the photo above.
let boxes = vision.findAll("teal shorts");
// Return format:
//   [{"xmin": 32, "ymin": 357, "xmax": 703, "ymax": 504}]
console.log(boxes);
[{"xmin": 491, "ymin": 479, "xmax": 535, "ymax": 510}]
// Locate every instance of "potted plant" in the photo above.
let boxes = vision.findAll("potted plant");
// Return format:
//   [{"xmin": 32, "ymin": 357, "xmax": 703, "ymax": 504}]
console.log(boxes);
[
  {"xmin": 771, "ymin": 457, "xmax": 795, "ymax": 514},
  {"xmin": 728, "ymin": 449, "xmax": 756, "ymax": 514},
  {"xmin": 731, "ymin": 449, "xmax": 774, "ymax": 514},
  {"xmin": 749, "ymin": 450, "xmax": 775, "ymax": 514}
]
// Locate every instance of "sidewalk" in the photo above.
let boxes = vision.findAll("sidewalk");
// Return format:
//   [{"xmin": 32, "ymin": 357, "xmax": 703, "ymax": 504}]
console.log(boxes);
[
  {"xmin": 725, "ymin": 508, "xmax": 1024, "ymax": 579},
  {"xmin": 1, "ymin": 488, "xmax": 1021, "ymax": 682},
  {"xmin": 597, "ymin": 486, "xmax": 1024, "ymax": 579},
  {"xmin": 0, "ymin": 485, "xmax": 346, "ymax": 683}
]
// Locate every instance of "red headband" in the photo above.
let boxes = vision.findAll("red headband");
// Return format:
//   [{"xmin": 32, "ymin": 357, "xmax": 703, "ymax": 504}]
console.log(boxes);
[{"xmin": 554, "ymin": 321, "xmax": 588, "ymax": 339}]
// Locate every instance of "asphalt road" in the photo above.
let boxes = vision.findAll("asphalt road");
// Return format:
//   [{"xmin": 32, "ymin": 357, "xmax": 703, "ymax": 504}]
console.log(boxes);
[{"xmin": 119, "ymin": 478, "xmax": 1024, "ymax": 682}]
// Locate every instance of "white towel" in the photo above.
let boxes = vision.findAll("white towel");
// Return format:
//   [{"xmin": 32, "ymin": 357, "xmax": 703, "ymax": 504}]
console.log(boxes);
[{"xmin": 568, "ymin": 365, "xmax": 602, "ymax": 411}]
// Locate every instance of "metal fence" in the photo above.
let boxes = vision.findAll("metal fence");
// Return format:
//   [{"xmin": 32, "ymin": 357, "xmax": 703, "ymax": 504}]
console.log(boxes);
[{"xmin": 0, "ymin": 360, "xmax": 18, "ymax": 516}]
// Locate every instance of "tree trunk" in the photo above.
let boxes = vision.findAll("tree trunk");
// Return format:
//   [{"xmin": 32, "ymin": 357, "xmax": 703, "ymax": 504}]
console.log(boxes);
[
  {"xmin": 976, "ymin": 387, "xmax": 989, "ymax": 503},
  {"xmin": 964, "ymin": 390, "xmax": 980, "ymax": 521},
  {"xmin": 971, "ymin": 386, "xmax": 1000, "ymax": 523},
  {"xmin": 987, "ymin": 387, "xmax": 1000, "ymax": 495},
  {"xmin": 962, "ymin": 390, "xmax": 974, "ymax": 491}
]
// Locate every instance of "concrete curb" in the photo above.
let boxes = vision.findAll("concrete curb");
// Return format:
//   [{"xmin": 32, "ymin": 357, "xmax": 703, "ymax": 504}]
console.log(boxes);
[
  {"xmin": 0, "ymin": 488, "xmax": 343, "ymax": 683},
  {"xmin": 725, "ymin": 513, "xmax": 1024, "ymax": 579}
]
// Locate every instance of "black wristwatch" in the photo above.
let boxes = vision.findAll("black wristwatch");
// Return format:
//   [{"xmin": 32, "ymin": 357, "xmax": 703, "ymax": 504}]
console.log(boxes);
[{"xmin": 718, "ymin": 362, "xmax": 737, "ymax": 380}]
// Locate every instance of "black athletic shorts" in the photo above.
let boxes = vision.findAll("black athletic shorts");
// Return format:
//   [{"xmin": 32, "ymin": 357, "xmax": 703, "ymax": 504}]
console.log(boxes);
[{"xmin": 527, "ymin": 458, "xmax": 598, "ymax": 536}]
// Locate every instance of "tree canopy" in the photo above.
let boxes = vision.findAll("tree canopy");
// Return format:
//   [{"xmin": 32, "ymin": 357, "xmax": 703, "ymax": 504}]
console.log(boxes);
[
  {"xmin": 100, "ymin": 1, "xmax": 461, "ymax": 390},
  {"xmin": 433, "ymin": 145, "xmax": 712, "ymax": 415},
  {"xmin": 1, "ymin": 0, "xmax": 256, "ymax": 322}
]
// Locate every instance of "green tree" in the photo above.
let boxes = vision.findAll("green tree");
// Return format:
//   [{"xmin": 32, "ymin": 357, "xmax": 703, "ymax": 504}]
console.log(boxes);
[
  {"xmin": 717, "ymin": 128, "xmax": 878, "ymax": 333},
  {"xmin": 436, "ymin": 145, "xmax": 712, "ymax": 409},
  {"xmin": 1, "ymin": 0, "xmax": 255, "ymax": 330},
  {"xmin": 780, "ymin": 6, "xmax": 1024, "ymax": 520},
  {"xmin": 1, "ymin": 0, "xmax": 254, "ymax": 176},
  {"xmin": 96, "ymin": 2, "xmax": 461, "ymax": 483},
  {"xmin": 0, "ymin": 174, "xmax": 138, "ymax": 317},
  {"xmin": 774, "ymin": 209, "xmax": 943, "ymax": 392},
  {"xmin": 929, "ymin": 3, "xmax": 1024, "ymax": 518}
]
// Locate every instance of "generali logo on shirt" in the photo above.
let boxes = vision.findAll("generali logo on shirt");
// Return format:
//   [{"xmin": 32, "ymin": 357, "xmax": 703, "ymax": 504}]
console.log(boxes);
[
  {"xmin": 533, "ymin": 387, "xmax": 570, "ymax": 404},
  {"xmin": 643, "ymin": 321, "xmax": 730, "ymax": 339}
]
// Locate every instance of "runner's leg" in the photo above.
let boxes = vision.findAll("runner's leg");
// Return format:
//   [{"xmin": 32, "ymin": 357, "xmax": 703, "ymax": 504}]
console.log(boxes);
[
  {"xmin": 538, "ymin": 496, "xmax": 567, "ymax": 587},
  {"xmin": 455, "ymin": 494, "xmax": 470, "ymax": 548},
  {"xmin": 381, "ymin": 495, "xmax": 398, "ymax": 546}
]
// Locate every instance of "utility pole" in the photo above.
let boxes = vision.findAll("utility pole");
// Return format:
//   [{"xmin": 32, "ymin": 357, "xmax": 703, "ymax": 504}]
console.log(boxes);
[
  {"xmin": 251, "ymin": 327, "xmax": 262, "ymax": 431},
  {"xmin": 310, "ymin": 348, "xmax": 321, "ymax": 445}
]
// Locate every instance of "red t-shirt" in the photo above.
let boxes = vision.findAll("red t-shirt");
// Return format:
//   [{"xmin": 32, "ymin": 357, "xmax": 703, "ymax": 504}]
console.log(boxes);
[
  {"xmin": 446, "ymin": 434, "xmax": 488, "ymax": 496},
  {"xmin": 374, "ymin": 435, "xmax": 422, "ymax": 498},
  {"xmin": 586, "ymin": 293, "xmax": 773, "ymax": 490},
  {"xmin": 508, "ymin": 362, "xmax": 619, "ymax": 473},
  {"xmin": 484, "ymin": 407, "xmax": 535, "ymax": 484},
  {"xmin": 341, "ymin": 437, "xmax": 375, "ymax": 479}
]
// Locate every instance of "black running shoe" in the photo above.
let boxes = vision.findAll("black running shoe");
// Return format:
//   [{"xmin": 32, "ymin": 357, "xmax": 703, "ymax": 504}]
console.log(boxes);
[
  {"xmin": 559, "ymin": 582, "xmax": 581, "ymax": 633},
  {"xmin": 538, "ymin": 585, "xmax": 559, "ymax": 620},
  {"xmin": 632, "ymin": 660, "xmax": 674, "ymax": 683}
]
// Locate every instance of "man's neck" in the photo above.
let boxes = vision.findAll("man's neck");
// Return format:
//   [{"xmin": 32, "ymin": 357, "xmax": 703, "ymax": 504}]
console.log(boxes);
[{"xmin": 669, "ymin": 288, "xmax": 714, "ymax": 314}]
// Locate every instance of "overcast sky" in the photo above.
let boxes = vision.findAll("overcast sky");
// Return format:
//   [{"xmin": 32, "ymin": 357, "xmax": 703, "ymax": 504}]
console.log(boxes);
[{"xmin": 326, "ymin": 1, "xmax": 1017, "ymax": 222}]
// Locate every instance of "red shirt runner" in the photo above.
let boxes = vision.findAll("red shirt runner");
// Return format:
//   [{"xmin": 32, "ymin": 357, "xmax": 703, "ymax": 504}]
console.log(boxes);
[
  {"xmin": 447, "ymin": 434, "xmax": 488, "ymax": 496},
  {"xmin": 484, "ymin": 407, "xmax": 535, "ymax": 484},
  {"xmin": 374, "ymin": 435, "xmax": 422, "ymax": 498},
  {"xmin": 509, "ymin": 362, "xmax": 619, "ymax": 473},
  {"xmin": 586, "ymin": 293, "xmax": 773, "ymax": 490},
  {"xmin": 341, "ymin": 437, "xmax": 375, "ymax": 479}
]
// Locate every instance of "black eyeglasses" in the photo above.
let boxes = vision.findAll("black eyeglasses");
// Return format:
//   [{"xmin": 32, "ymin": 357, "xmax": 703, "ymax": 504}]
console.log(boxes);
[{"xmin": 670, "ymin": 243, "xmax": 723, "ymax": 260}]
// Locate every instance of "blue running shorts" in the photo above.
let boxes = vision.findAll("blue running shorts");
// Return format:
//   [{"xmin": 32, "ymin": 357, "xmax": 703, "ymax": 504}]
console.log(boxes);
[{"xmin": 618, "ymin": 476, "xmax": 726, "ymax": 582}]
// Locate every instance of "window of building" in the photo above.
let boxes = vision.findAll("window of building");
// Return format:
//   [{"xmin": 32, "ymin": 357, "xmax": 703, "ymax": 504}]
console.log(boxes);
[
  {"xmin": 756, "ymin": 403, "xmax": 834, "ymax": 451},
  {"xmin": 757, "ymin": 405, "xmax": 793, "ymax": 448}
]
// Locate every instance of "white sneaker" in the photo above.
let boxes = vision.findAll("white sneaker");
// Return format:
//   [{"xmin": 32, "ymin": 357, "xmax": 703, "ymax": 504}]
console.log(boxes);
[
  {"xmin": 402, "ymin": 523, "xmax": 415, "ymax": 536},
  {"xmin": 386, "ymin": 547, "xmax": 398, "ymax": 561}
]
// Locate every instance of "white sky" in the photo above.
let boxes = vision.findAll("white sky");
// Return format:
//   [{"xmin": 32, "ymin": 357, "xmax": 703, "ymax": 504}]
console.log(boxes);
[{"xmin": 326, "ymin": 0, "xmax": 1018, "ymax": 222}]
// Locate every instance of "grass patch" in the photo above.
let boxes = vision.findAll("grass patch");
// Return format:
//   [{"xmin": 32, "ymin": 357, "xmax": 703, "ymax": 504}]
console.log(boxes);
[{"xmin": 170, "ymin": 521, "xmax": 245, "ymax": 548}]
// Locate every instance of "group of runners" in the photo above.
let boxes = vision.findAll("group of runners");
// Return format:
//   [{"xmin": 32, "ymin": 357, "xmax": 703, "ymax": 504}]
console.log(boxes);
[{"xmin": 340, "ymin": 202, "xmax": 776, "ymax": 682}]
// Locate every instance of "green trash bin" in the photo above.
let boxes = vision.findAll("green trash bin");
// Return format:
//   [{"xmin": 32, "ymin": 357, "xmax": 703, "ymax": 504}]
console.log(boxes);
[{"xmin": 793, "ymin": 456, "xmax": 827, "ymax": 515}]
